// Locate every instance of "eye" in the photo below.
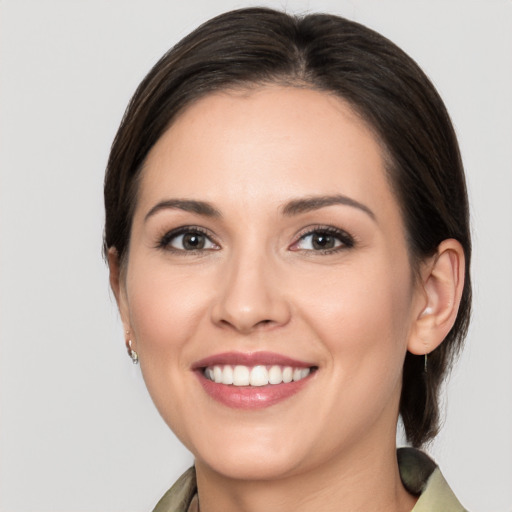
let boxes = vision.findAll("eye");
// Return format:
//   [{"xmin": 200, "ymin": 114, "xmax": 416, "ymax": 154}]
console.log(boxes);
[
  {"xmin": 158, "ymin": 227, "xmax": 219, "ymax": 252},
  {"xmin": 291, "ymin": 227, "xmax": 354, "ymax": 253}
]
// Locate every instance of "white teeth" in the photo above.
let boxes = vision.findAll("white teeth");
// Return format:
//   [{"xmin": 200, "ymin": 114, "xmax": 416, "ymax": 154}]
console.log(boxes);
[
  {"xmin": 282, "ymin": 366, "xmax": 293, "ymax": 383},
  {"xmin": 293, "ymin": 367, "xmax": 311, "ymax": 381},
  {"xmin": 222, "ymin": 365, "xmax": 234, "ymax": 385},
  {"xmin": 204, "ymin": 364, "xmax": 312, "ymax": 386},
  {"xmin": 268, "ymin": 365, "xmax": 282, "ymax": 384},
  {"xmin": 293, "ymin": 368, "xmax": 303, "ymax": 382},
  {"xmin": 233, "ymin": 365, "xmax": 250, "ymax": 386},
  {"xmin": 213, "ymin": 366, "xmax": 223, "ymax": 383},
  {"xmin": 249, "ymin": 365, "xmax": 268, "ymax": 386}
]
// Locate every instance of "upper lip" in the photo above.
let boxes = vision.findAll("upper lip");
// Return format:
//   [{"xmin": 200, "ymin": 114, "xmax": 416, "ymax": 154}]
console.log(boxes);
[{"xmin": 192, "ymin": 351, "xmax": 315, "ymax": 370}]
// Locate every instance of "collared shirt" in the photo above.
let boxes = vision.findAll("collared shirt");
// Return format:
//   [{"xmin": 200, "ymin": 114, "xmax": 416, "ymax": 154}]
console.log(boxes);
[{"xmin": 152, "ymin": 448, "xmax": 467, "ymax": 512}]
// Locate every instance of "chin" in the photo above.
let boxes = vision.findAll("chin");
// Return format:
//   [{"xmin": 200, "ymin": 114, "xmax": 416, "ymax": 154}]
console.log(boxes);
[
  {"xmin": 197, "ymin": 448, "xmax": 307, "ymax": 482},
  {"xmin": 186, "ymin": 420, "xmax": 321, "ymax": 482}
]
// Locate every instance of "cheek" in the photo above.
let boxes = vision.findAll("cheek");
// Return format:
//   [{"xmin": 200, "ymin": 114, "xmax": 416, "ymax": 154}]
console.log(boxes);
[
  {"xmin": 299, "ymin": 263, "xmax": 413, "ymax": 431},
  {"xmin": 123, "ymin": 259, "xmax": 215, "ymax": 442},
  {"xmin": 125, "ymin": 258, "xmax": 212, "ymax": 360},
  {"xmin": 294, "ymin": 257, "xmax": 414, "ymax": 372}
]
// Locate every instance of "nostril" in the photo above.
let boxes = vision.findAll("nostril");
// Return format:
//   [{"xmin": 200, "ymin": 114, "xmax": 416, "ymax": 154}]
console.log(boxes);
[
  {"xmin": 219, "ymin": 317, "xmax": 275, "ymax": 333},
  {"xmin": 255, "ymin": 319, "xmax": 274, "ymax": 328}
]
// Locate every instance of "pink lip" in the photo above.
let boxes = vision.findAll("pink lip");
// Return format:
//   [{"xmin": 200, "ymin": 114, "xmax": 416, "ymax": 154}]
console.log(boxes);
[
  {"xmin": 192, "ymin": 351, "xmax": 314, "ymax": 369},
  {"xmin": 192, "ymin": 351, "xmax": 316, "ymax": 410}
]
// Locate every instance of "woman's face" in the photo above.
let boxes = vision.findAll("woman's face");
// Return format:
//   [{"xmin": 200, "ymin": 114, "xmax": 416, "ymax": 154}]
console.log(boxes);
[{"xmin": 115, "ymin": 86, "xmax": 427, "ymax": 480}]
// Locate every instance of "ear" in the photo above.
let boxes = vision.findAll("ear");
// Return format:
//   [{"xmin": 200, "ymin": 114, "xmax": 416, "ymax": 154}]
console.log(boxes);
[
  {"xmin": 408, "ymin": 239, "xmax": 465, "ymax": 355},
  {"xmin": 107, "ymin": 247, "xmax": 132, "ymax": 338}
]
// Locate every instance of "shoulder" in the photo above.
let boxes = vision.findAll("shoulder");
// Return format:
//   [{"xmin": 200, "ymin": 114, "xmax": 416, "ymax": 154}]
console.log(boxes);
[{"xmin": 398, "ymin": 447, "xmax": 468, "ymax": 512}]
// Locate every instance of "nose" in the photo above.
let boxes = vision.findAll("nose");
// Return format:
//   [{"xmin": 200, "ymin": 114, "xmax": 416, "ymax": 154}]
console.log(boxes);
[{"xmin": 211, "ymin": 250, "xmax": 291, "ymax": 334}]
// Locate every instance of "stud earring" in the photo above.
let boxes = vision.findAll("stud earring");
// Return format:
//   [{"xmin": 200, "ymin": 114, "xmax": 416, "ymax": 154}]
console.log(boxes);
[{"xmin": 127, "ymin": 339, "xmax": 139, "ymax": 365}]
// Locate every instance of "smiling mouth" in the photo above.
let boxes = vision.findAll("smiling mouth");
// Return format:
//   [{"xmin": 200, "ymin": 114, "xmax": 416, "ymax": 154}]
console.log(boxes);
[
  {"xmin": 203, "ymin": 364, "xmax": 315, "ymax": 387},
  {"xmin": 193, "ymin": 352, "xmax": 317, "ymax": 408}
]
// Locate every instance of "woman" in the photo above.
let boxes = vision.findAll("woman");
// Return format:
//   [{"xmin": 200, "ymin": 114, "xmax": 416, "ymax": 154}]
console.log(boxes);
[{"xmin": 104, "ymin": 8, "xmax": 470, "ymax": 512}]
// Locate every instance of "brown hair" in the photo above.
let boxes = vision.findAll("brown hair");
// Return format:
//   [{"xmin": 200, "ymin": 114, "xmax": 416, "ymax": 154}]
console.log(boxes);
[{"xmin": 104, "ymin": 7, "xmax": 471, "ymax": 447}]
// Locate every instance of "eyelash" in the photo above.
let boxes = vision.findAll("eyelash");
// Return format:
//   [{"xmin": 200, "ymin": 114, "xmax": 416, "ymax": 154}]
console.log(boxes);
[
  {"xmin": 290, "ymin": 225, "xmax": 355, "ymax": 254},
  {"xmin": 156, "ymin": 225, "xmax": 355, "ymax": 254},
  {"xmin": 156, "ymin": 226, "xmax": 219, "ymax": 253}
]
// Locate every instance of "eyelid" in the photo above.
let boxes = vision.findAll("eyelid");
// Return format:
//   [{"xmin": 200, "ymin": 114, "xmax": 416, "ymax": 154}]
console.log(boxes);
[
  {"xmin": 156, "ymin": 225, "xmax": 220, "ymax": 252},
  {"xmin": 289, "ymin": 225, "xmax": 355, "ymax": 252}
]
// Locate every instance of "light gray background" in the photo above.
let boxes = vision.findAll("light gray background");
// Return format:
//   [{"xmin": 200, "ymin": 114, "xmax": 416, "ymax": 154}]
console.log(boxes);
[{"xmin": 1, "ymin": 1, "xmax": 511, "ymax": 511}]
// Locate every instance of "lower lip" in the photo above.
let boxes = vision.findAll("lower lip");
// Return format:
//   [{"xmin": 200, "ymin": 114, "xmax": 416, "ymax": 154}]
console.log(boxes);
[{"xmin": 196, "ymin": 371, "xmax": 313, "ymax": 409}]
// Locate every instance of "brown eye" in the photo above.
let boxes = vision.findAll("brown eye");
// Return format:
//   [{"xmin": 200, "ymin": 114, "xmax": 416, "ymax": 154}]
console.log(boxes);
[
  {"xmin": 160, "ymin": 228, "xmax": 218, "ymax": 252},
  {"xmin": 311, "ymin": 233, "xmax": 336, "ymax": 250},
  {"xmin": 291, "ymin": 228, "xmax": 354, "ymax": 253},
  {"xmin": 180, "ymin": 232, "xmax": 206, "ymax": 250}
]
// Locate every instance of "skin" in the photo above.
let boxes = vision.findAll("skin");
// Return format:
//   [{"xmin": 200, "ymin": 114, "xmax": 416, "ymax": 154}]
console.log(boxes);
[{"xmin": 110, "ymin": 86, "xmax": 465, "ymax": 512}]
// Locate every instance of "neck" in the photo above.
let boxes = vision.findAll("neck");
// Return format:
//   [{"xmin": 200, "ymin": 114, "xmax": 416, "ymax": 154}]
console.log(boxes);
[{"xmin": 194, "ymin": 435, "xmax": 417, "ymax": 512}]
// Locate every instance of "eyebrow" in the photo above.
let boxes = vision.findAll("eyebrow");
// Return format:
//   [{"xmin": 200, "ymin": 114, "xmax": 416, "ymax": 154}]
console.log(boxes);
[
  {"xmin": 282, "ymin": 195, "xmax": 376, "ymax": 220},
  {"xmin": 144, "ymin": 195, "xmax": 375, "ymax": 222},
  {"xmin": 144, "ymin": 199, "xmax": 221, "ymax": 222}
]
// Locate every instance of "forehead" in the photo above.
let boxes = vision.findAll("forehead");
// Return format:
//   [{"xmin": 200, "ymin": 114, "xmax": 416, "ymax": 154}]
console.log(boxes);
[{"xmin": 138, "ymin": 85, "xmax": 396, "ymax": 219}]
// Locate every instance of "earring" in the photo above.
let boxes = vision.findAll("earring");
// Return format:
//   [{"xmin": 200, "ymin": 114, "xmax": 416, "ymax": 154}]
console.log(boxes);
[
  {"xmin": 127, "ymin": 339, "xmax": 139, "ymax": 365},
  {"xmin": 424, "ymin": 353, "xmax": 428, "ymax": 373}
]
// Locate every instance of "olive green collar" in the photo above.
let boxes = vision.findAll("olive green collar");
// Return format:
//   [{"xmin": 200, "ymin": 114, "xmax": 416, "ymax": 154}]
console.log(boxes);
[{"xmin": 153, "ymin": 448, "xmax": 467, "ymax": 512}]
